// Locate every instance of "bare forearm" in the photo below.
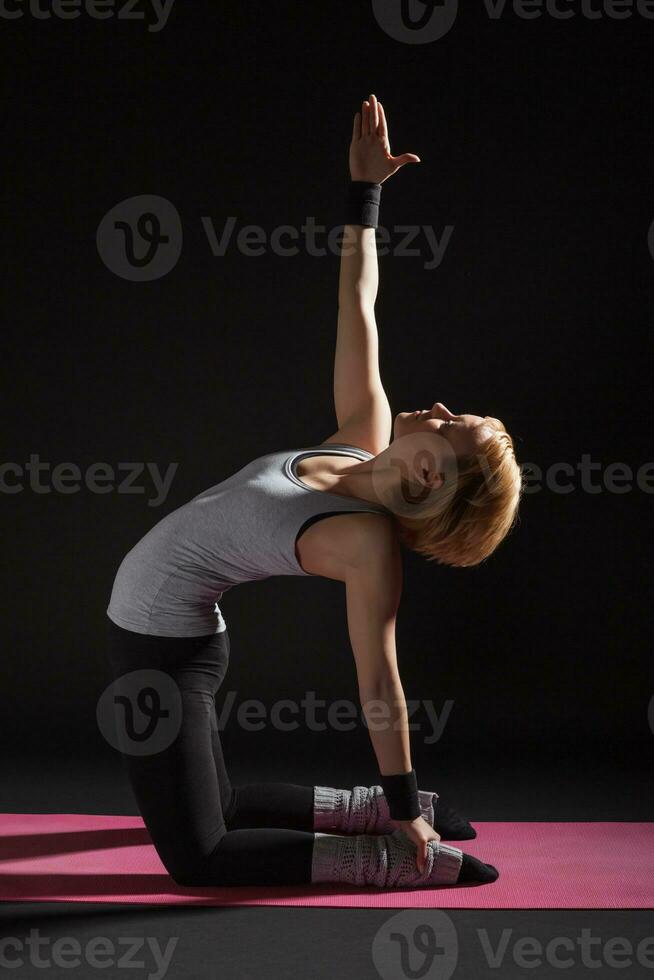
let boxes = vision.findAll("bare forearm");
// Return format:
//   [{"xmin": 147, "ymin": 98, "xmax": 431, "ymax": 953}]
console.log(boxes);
[
  {"xmin": 338, "ymin": 224, "xmax": 378, "ymax": 311},
  {"xmin": 360, "ymin": 678, "xmax": 413, "ymax": 776}
]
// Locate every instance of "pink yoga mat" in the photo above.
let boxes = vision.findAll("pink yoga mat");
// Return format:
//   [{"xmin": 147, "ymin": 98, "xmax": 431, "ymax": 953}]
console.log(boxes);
[{"xmin": 1, "ymin": 814, "xmax": 652, "ymax": 908}]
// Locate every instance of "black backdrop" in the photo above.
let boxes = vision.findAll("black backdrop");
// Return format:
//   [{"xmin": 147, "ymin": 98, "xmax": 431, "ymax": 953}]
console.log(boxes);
[{"xmin": 2, "ymin": 1, "xmax": 653, "ymax": 786}]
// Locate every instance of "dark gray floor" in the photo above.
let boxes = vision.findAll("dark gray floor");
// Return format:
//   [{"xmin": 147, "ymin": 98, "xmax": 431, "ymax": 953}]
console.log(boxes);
[
  {"xmin": 2, "ymin": 905, "xmax": 654, "ymax": 980},
  {"xmin": 2, "ymin": 744, "xmax": 653, "ymax": 979}
]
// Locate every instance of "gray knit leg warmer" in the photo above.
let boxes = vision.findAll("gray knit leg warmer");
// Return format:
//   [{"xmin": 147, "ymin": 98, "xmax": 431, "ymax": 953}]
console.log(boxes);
[
  {"xmin": 311, "ymin": 829, "xmax": 463, "ymax": 888},
  {"xmin": 313, "ymin": 784, "xmax": 436, "ymax": 834}
]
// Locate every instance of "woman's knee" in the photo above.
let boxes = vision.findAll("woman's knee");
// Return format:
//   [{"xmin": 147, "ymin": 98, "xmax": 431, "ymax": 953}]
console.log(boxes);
[
  {"xmin": 168, "ymin": 864, "xmax": 207, "ymax": 887},
  {"xmin": 163, "ymin": 828, "xmax": 229, "ymax": 887}
]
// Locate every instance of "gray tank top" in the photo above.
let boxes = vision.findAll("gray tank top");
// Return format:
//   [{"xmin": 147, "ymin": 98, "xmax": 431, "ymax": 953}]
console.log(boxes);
[{"xmin": 106, "ymin": 443, "xmax": 389, "ymax": 637}]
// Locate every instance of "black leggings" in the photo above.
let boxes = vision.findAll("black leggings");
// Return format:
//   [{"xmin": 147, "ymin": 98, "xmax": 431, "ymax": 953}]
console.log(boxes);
[{"xmin": 105, "ymin": 618, "xmax": 316, "ymax": 886}]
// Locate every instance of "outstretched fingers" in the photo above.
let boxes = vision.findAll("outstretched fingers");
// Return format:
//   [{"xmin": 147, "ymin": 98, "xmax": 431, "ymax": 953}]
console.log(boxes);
[
  {"xmin": 361, "ymin": 99, "xmax": 370, "ymax": 136},
  {"xmin": 396, "ymin": 152, "xmax": 421, "ymax": 166},
  {"xmin": 368, "ymin": 92, "xmax": 379, "ymax": 133},
  {"xmin": 378, "ymin": 100, "xmax": 388, "ymax": 145},
  {"xmin": 352, "ymin": 110, "xmax": 362, "ymax": 142}
]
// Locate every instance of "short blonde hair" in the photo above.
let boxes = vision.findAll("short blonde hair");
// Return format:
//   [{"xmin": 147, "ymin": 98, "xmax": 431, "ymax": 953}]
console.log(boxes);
[{"xmin": 394, "ymin": 416, "xmax": 523, "ymax": 567}]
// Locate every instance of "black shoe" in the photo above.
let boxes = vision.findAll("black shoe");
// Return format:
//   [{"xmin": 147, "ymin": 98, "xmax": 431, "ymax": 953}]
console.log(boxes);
[
  {"xmin": 457, "ymin": 853, "xmax": 499, "ymax": 884},
  {"xmin": 434, "ymin": 801, "xmax": 477, "ymax": 841}
]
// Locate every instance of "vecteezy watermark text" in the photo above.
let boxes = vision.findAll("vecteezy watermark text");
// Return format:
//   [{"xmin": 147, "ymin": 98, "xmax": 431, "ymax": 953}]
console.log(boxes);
[
  {"xmin": 372, "ymin": 0, "xmax": 654, "ymax": 45},
  {"xmin": 521, "ymin": 455, "xmax": 654, "ymax": 494},
  {"xmin": 201, "ymin": 216, "xmax": 453, "ymax": 270},
  {"xmin": 220, "ymin": 692, "xmax": 453, "ymax": 746},
  {"xmin": 96, "ymin": 195, "xmax": 454, "ymax": 280},
  {"xmin": 0, "ymin": 930, "xmax": 178, "ymax": 979},
  {"xmin": 0, "ymin": 455, "xmax": 177, "ymax": 507},
  {"xmin": 0, "ymin": 0, "xmax": 176, "ymax": 31},
  {"xmin": 97, "ymin": 679, "xmax": 455, "ymax": 755},
  {"xmin": 372, "ymin": 911, "xmax": 654, "ymax": 979}
]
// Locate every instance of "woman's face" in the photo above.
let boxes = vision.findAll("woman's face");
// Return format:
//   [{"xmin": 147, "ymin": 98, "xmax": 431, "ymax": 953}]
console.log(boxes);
[
  {"xmin": 368, "ymin": 402, "xmax": 494, "ymax": 512},
  {"xmin": 393, "ymin": 402, "xmax": 490, "ymax": 458}
]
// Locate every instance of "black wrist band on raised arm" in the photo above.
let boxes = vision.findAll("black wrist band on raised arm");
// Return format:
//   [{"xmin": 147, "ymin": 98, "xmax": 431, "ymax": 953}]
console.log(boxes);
[
  {"xmin": 380, "ymin": 768, "xmax": 421, "ymax": 821},
  {"xmin": 345, "ymin": 180, "xmax": 382, "ymax": 228}
]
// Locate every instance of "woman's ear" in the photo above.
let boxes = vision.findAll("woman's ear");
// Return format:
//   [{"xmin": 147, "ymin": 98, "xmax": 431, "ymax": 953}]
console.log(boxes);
[
  {"xmin": 422, "ymin": 467, "xmax": 445, "ymax": 491},
  {"xmin": 414, "ymin": 446, "xmax": 446, "ymax": 491}
]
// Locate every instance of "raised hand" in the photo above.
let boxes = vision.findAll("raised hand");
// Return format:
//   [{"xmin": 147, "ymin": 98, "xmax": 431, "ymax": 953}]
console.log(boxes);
[{"xmin": 349, "ymin": 93, "xmax": 421, "ymax": 185}]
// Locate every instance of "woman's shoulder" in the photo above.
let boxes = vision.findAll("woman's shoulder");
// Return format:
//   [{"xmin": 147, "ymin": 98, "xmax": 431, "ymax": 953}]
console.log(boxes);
[
  {"xmin": 342, "ymin": 510, "xmax": 399, "ymax": 558},
  {"xmin": 299, "ymin": 509, "xmax": 399, "ymax": 581}
]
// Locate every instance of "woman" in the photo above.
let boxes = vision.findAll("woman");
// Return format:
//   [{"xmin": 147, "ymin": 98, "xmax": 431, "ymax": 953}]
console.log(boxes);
[{"xmin": 105, "ymin": 94, "xmax": 522, "ymax": 890}]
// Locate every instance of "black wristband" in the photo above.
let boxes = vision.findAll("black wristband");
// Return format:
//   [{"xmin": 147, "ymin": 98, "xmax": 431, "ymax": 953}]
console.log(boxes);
[
  {"xmin": 345, "ymin": 180, "xmax": 382, "ymax": 228},
  {"xmin": 380, "ymin": 768, "xmax": 421, "ymax": 821}
]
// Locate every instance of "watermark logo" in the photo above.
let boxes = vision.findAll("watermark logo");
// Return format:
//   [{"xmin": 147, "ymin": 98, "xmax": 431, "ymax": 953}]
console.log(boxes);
[
  {"xmin": 97, "ymin": 198, "xmax": 453, "ymax": 280},
  {"xmin": 215, "ymin": 690, "xmax": 453, "ymax": 745},
  {"xmin": 97, "ymin": 195, "xmax": 182, "ymax": 281},
  {"xmin": 0, "ymin": 456, "xmax": 178, "ymax": 507},
  {"xmin": 0, "ymin": 930, "xmax": 178, "ymax": 979},
  {"xmin": 373, "ymin": 0, "xmax": 654, "ymax": 43},
  {"xmin": 97, "ymin": 669, "xmax": 183, "ymax": 756},
  {"xmin": 202, "ymin": 215, "xmax": 453, "ymax": 271},
  {"xmin": 372, "ymin": 0, "xmax": 459, "ymax": 43},
  {"xmin": 0, "ymin": 0, "xmax": 176, "ymax": 32},
  {"xmin": 483, "ymin": 0, "xmax": 654, "ymax": 21},
  {"xmin": 370, "ymin": 919, "xmax": 654, "ymax": 976},
  {"xmin": 477, "ymin": 927, "xmax": 654, "ymax": 970},
  {"xmin": 372, "ymin": 910, "xmax": 458, "ymax": 980},
  {"xmin": 521, "ymin": 455, "xmax": 654, "ymax": 495}
]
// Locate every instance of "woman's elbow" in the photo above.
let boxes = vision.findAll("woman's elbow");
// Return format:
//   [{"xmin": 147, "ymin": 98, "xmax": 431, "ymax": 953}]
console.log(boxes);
[{"xmin": 358, "ymin": 672, "xmax": 403, "ymax": 704}]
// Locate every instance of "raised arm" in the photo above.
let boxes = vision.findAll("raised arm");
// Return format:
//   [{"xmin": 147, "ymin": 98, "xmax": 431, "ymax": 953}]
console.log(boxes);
[{"xmin": 323, "ymin": 94, "xmax": 420, "ymax": 455}]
